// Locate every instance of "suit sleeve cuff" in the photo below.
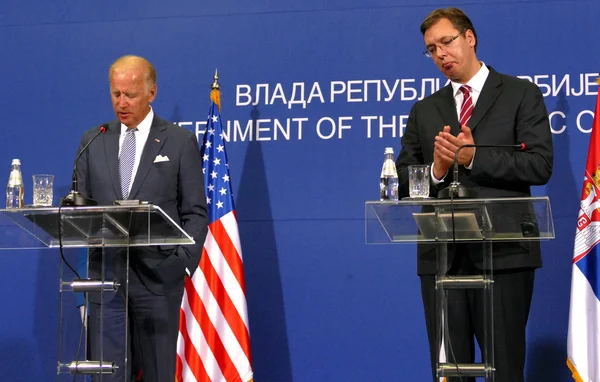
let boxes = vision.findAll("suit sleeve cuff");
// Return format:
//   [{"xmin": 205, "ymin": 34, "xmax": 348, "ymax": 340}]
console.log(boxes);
[{"xmin": 431, "ymin": 164, "xmax": 447, "ymax": 184}]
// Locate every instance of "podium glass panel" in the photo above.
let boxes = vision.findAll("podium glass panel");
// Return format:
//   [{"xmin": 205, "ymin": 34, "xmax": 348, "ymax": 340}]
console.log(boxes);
[
  {"xmin": 0, "ymin": 205, "xmax": 194, "ymax": 381},
  {"xmin": 0, "ymin": 204, "xmax": 193, "ymax": 249},
  {"xmin": 365, "ymin": 196, "xmax": 554, "ymax": 381},
  {"xmin": 365, "ymin": 197, "xmax": 554, "ymax": 244}
]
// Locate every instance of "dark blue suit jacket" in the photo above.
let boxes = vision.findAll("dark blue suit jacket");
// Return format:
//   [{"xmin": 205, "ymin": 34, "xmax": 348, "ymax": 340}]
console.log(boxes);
[{"xmin": 76, "ymin": 114, "xmax": 208, "ymax": 295}]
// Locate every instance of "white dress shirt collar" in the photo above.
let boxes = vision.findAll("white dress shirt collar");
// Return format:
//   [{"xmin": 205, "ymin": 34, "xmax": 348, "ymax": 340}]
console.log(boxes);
[
  {"xmin": 450, "ymin": 62, "xmax": 490, "ymax": 99},
  {"xmin": 120, "ymin": 107, "xmax": 154, "ymax": 135}
]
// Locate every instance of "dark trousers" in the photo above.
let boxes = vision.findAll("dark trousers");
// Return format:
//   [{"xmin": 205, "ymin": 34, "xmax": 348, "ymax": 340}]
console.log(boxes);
[
  {"xmin": 89, "ymin": 269, "xmax": 184, "ymax": 382},
  {"xmin": 420, "ymin": 253, "xmax": 535, "ymax": 382}
]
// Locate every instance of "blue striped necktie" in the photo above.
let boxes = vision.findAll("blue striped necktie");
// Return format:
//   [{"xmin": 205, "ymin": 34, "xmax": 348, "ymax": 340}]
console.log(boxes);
[{"xmin": 119, "ymin": 128, "xmax": 137, "ymax": 199}]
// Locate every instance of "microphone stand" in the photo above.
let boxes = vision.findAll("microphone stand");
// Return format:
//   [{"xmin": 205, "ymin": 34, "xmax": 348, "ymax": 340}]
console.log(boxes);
[{"xmin": 60, "ymin": 124, "xmax": 108, "ymax": 207}]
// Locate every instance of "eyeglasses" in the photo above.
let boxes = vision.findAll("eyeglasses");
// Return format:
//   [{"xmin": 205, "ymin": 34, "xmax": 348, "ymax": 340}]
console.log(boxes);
[{"xmin": 423, "ymin": 32, "xmax": 462, "ymax": 58}]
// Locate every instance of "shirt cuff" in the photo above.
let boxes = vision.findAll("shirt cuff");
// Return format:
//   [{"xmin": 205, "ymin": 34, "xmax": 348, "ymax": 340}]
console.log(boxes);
[
  {"xmin": 465, "ymin": 148, "xmax": 476, "ymax": 170},
  {"xmin": 431, "ymin": 164, "xmax": 447, "ymax": 184}
]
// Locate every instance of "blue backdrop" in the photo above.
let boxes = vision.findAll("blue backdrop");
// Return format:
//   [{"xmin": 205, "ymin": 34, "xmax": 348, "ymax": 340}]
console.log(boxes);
[{"xmin": 0, "ymin": 1, "xmax": 595, "ymax": 381}]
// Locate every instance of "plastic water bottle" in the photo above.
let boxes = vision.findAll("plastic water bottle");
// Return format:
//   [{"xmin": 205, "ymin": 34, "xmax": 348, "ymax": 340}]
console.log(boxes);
[
  {"xmin": 380, "ymin": 147, "xmax": 399, "ymax": 201},
  {"xmin": 6, "ymin": 159, "xmax": 24, "ymax": 208}
]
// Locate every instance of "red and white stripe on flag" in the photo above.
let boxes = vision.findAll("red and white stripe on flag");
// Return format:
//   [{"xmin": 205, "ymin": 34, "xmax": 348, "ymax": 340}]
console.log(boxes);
[
  {"xmin": 176, "ymin": 91, "xmax": 253, "ymax": 382},
  {"xmin": 176, "ymin": 212, "xmax": 253, "ymax": 382}
]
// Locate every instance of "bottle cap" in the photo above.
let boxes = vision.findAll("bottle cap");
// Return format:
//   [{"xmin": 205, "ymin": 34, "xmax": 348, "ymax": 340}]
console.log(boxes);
[
  {"xmin": 11, "ymin": 159, "xmax": 21, "ymax": 166},
  {"xmin": 384, "ymin": 147, "xmax": 394, "ymax": 154}
]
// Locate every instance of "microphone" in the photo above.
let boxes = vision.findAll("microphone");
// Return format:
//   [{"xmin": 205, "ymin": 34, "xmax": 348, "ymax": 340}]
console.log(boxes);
[
  {"xmin": 437, "ymin": 142, "xmax": 526, "ymax": 199},
  {"xmin": 60, "ymin": 123, "xmax": 109, "ymax": 207}
]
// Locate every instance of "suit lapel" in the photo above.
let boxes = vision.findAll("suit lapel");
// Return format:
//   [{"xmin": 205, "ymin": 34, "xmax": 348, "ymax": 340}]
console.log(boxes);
[
  {"xmin": 103, "ymin": 123, "xmax": 122, "ymax": 199},
  {"xmin": 128, "ymin": 116, "xmax": 168, "ymax": 200},
  {"xmin": 435, "ymin": 85, "xmax": 461, "ymax": 136},
  {"xmin": 468, "ymin": 68, "xmax": 502, "ymax": 133}
]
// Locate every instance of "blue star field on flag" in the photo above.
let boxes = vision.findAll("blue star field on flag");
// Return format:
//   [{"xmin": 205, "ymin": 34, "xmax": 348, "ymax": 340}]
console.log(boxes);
[{"xmin": 200, "ymin": 102, "xmax": 235, "ymax": 224}]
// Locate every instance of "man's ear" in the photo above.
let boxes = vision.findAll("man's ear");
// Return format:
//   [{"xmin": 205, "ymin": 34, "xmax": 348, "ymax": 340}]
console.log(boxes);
[{"xmin": 465, "ymin": 29, "xmax": 476, "ymax": 49}]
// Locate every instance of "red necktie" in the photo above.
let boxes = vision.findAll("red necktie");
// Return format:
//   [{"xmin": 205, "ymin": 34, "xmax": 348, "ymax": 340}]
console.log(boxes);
[{"xmin": 459, "ymin": 85, "xmax": 473, "ymax": 127}]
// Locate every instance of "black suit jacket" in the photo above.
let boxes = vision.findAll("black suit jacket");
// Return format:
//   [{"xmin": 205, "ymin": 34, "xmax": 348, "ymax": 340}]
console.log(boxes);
[
  {"xmin": 396, "ymin": 67, "xmax": 553, "ymax": 275},
  {"xmin": 76, "ymin": 115, "xmax": 209, "ymax": 295}
]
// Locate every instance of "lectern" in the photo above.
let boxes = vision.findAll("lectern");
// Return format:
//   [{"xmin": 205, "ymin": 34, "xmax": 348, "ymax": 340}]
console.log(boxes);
[
  {"xmin": 365, "ymin": 196, "xmax": 554, "ymax": 381},
  {"xmin": 0, "ymin": 204, "xmax": 194, "ymax": 381}
]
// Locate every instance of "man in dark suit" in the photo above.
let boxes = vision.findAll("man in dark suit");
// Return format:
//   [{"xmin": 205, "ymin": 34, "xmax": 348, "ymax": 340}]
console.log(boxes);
[
  {"xmin": 76, "ymin": 55, "xmax": 208, "ymax": 381},
  {"xmin": 395, "ymin": 8, "xmax": 553, "ymax": 382}
]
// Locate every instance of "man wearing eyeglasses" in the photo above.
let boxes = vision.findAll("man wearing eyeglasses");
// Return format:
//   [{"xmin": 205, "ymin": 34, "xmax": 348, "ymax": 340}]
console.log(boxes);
[{"xmin": 396, "ymin": 7, "xmax": 553, "ymax": 382}]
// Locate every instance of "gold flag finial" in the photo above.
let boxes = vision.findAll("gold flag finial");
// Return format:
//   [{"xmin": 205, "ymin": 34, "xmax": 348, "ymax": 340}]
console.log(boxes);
[
  {"xmin": 211, "ymin": 68, "xmax": 220, "ymax": 90},
  {"xmin": 210, "ymin": 68, "xmax": 221, "ymax": 110}
]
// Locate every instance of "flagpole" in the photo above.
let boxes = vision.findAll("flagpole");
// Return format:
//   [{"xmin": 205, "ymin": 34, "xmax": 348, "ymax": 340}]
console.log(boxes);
[{"xmin": 211, "ymin": 69, "xmax": 221, "ymax": 110}]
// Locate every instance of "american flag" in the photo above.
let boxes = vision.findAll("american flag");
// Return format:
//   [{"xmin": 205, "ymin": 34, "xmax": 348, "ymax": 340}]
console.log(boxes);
[{"xmin": 176, "ymin": 85, "xmax": 253, "ymax": 382}]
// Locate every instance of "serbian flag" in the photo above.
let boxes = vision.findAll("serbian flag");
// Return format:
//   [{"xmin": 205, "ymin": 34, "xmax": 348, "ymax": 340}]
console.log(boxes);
[
  {"xmin": 567, "ymin": 79, "xmax": 600, "ymax": 382},
  {"xmin": 176, "ymin": 77, "xmax": 253, "ymax": 382}
]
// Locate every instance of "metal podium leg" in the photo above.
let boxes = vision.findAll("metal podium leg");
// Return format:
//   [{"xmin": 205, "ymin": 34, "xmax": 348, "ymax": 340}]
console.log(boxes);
[
  {"xmin": 482, "ymin": 241, "xmax": 495, "ymax": 382},
  {"xmin": 58, "ymin": 222, "xmax": 130, "ymax": 381},
  {"xmin": 436, "ymin": 243, "xmax": 495, "ymax": 381}
]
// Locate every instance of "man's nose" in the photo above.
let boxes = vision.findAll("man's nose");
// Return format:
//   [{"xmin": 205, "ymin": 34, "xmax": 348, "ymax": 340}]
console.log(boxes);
[
  {"xmin": 117, "ymin": 95, "xmax": 127, "ymax": 107},
  {"xmin": 435, "ymin": 45, "xmax": 447, "ymax": 57}
]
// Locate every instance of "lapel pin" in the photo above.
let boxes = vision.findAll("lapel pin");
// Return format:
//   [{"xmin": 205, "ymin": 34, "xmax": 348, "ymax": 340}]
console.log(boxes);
[{"xmin": 155, "ymin": 139, "xmax": 161, "ymax": 143}]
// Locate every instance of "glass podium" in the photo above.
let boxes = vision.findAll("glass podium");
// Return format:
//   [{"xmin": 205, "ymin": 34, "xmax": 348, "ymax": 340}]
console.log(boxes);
[
  {"xmin": 365, "ymin": 196, "xmax": 554, "ymax": 381},
  {"xmin": 0, "ymin": 204, "xmax": 194, "ymax": 381}
]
